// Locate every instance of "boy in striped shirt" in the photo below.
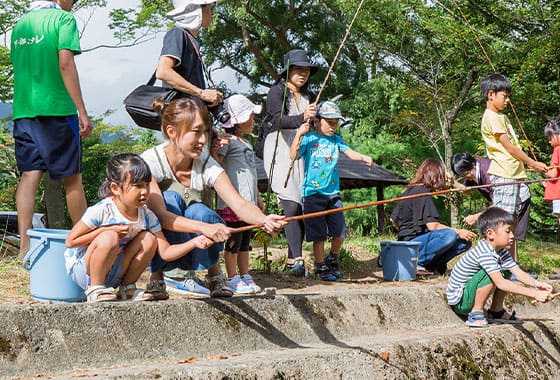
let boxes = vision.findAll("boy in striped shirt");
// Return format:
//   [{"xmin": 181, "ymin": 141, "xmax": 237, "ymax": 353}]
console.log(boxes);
[{"xmin": 446, "ymin": 207, "xmax": 551, "ymax": 327}]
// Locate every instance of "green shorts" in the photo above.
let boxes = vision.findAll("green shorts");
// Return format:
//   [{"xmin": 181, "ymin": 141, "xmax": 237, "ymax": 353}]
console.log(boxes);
[{"xmin": 451, "ymin": 269, "xmax": 511, "ymax": 316}]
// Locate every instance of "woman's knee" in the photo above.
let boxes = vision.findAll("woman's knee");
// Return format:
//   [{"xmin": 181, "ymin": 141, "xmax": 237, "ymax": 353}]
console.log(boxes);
[
  {"xmin": 436, "ymin": 228, "xmax": 459, "ymax": 247},
  {"xmin": 162, "ymin": 191, "xmax": 186, "ymax": 214}
]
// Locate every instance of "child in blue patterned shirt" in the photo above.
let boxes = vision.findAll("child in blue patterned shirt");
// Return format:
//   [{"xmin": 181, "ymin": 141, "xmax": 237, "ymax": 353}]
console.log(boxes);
[{"xmin": 290, "ymin": 101, "xmax": 372, "ymax": 281}]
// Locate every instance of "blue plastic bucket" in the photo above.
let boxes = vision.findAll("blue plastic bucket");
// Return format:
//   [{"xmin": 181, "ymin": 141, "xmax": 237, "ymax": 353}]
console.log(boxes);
[
  {"xmin": 379, "ymin": 241, "xmax": 421, "ymax": 281},
  {"xmin": 22, "ymin": 229, "xmax": 86, "ymax": 302}
]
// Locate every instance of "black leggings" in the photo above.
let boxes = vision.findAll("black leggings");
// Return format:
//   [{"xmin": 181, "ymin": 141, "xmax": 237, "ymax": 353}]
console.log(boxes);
[{"xmin": 280, "ymin": 199, "xmax": 305, "ymax": 260}]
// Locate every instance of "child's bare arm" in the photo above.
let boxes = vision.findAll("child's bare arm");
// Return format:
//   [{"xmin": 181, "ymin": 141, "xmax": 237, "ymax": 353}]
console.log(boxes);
[
  {"xmin": 497, "ymin": 133, "xmax": 548, "ymax": 172},
  {"xmin": 489, "ymin": 270, "xmax": 551, "ymax": 302},
  {"xmin": 343, "ymin": 149, "xmax": 373, "ymax": 166},
  {"xmin": 289, "ymin": 122, "xmax": 310, "ymax": 161},
  {"xmin": 155, "ymin": 231, "xmax": 214, "ymax": 262},
  {"xmin": 65, "ymin": 221, "xmax": 129, "ymax": 248},
  {"xmin": 510, "ymin": 267, "xmax": 554, "ymax": 291}
]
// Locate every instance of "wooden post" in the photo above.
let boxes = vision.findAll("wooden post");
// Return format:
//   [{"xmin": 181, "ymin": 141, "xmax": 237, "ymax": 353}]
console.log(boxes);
[{"xmin": 45, "ymin": 176, "xmax": 66, "ymax": 229}]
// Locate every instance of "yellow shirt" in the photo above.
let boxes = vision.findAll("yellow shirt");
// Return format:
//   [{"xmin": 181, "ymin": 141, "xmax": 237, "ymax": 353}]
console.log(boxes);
[{"xmin": 480, "ymin": 108, "xmax": 526, "ymax": 179}]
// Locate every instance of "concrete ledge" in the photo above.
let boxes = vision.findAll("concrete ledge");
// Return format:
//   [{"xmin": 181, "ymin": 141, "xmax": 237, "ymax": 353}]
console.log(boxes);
[
  {"xmin": 1, "ymin": 284, "xmax": 558, "ymax": 378},
  {"xmin": 41, "ymin": 318, "xmax": 560, "ymax": 379}
]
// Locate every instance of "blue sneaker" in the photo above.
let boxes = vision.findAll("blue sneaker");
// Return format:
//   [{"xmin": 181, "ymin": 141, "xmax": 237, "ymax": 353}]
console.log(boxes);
[
  {"xmin": 226, "ymin": 275, "xmax": 255, "ymax": 294},
  {"xmin": 164, "ymin": 275, "xmax": 210, "ymax": 298},
  {"xmin": 241, "ymin": 274, "xmax": 262, "ymax": 293},
  {"xmin": 315, "ymin": 264, "xmax": 338, "ymax": 281},
  {"xmin": 325, "ymin": 252, "xmax": 343, "ymax": 279}
]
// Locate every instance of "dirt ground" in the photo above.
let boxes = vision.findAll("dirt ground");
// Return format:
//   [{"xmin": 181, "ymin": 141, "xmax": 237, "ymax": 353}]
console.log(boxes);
[{"xmin": 0, "ymin": 240, "xmax": 447, "ymax": 305}]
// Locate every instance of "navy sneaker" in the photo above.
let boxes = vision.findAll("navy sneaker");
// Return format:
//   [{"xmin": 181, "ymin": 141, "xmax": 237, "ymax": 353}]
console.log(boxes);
[
  {"xmin": 315, "ymin": 263, "xmax": 338, "ymax": 281},
  {"xmin": 325, "ymin": 252, "xmax": 343, "ymax": 279}
]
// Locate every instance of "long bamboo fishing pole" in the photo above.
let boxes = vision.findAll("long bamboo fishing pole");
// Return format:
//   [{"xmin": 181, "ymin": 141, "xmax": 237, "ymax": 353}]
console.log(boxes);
[
  {"xmin": 283, "ymin": 0, "xmax": 366, "ymax": 188},
  {"xmin": 450, "ymin": 0, "xmax": 538, "ymax": 161},
  {"xmin": 232, "ymin": 176, "xmax": 560, "ymax": 234}
]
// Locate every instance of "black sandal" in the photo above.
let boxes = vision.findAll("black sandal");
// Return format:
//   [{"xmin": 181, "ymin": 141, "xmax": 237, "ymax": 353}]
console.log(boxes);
[{"xmin": 488, "ymin": 309, "xmax": 522, "ymax": 324}]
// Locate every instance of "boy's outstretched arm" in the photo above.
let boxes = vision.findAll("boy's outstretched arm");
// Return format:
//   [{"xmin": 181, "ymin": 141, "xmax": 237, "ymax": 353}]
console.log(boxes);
[
  {"xmin": 497, "ymin": 133, "xmax": 548, "ymax": 173},
  {"xmin": 489, "ymin": 270, "xmax": 551, "ymax": 302},
  {"xmin": 343, "ymin": 149, "xmax": 373, "ymax": 166},
  {"xmin": 290, "ymin": 122, "xmax": 310, "ymax": 161}
]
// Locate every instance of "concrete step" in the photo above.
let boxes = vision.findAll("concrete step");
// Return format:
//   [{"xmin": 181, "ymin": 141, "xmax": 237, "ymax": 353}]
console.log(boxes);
[
  {"xmin": 1, "ymin": 284, "xmax": 559, "ymax": 379},
  {"xmin": 35, "ymin": 316, "xmax": 560, "ymax": 379}
]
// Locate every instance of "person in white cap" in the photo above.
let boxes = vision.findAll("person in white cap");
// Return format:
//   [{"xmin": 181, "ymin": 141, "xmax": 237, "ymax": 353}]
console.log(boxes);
[
  {"xmin": 156, "ymin": 0, "xmax": 222, "ymax": 107},
  {"xmin": 211, "ymin": 95, "xmax": 263, "ymax": 294}
]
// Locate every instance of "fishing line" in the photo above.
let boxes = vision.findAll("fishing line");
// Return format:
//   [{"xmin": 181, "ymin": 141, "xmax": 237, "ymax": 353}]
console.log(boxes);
[
  {"xmin": 450, "ymin": 0, "xmax": 538, "ymax": 161},
  {"xmin": 283, "ymin": 0, "xmax": 366, "ymax": 187}
]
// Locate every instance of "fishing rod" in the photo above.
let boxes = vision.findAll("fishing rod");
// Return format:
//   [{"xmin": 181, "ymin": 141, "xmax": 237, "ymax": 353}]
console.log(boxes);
[
  {"xmin": 283, "ymin": 0, "xmax": 366, "ymax": 188},
  {"xmin": 231, "ymin": 176, "xmax": 560, "ymax": 234},
  {"xmin": 450, "ymin": 0, "xmax": 538, "ymax": 161}
]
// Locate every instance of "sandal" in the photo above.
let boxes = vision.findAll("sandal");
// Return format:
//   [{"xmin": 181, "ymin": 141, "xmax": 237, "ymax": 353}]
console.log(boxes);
[
  {"xmin": 145, "ymin": 279, "xmax": 169, "ymax": 301},
  {"xmin": 86, "ymin": 285, "xmax": 117, "ymax": 302},
  {"xmin": 465, "ymin": 311, "xmax": 488, "ymax": 327},
  {"xmin": 487, "ymin": 309, "xmax": 522, "ymax": 324},
  {"xmin": 118, "ymin": 283, "xmax": 153, "ymax": 301},
  {"xmin": 205, "ymin": 273, "xmax": 233, "ymax": 298},
  {"xmin": 549, "ymin": 272, "xmax": 560, "ymax": 280}
]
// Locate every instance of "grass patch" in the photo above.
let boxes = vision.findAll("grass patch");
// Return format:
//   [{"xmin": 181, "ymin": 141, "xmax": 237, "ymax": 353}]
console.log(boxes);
[{"xmin": 0, "ymin": 244, "xmax": 30, "ymax": 301}]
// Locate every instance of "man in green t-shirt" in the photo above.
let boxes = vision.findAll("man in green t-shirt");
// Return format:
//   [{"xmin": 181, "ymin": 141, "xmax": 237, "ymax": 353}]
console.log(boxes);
[{"xmin": 10, "ymin": 0, "xmax": 93, "ymax": 258}]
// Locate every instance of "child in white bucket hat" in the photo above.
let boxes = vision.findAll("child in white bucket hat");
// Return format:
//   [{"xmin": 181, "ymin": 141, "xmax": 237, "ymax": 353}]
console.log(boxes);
[{"xmin": 211, "ymin": 94, "xmax": 264, "ymax": 294}]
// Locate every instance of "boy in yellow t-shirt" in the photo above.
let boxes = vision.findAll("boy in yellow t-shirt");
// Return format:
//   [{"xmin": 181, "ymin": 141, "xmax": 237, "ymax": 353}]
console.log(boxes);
[{"xmin": 479, "ymin": 73, "xmax": 548, "ymax": 260}]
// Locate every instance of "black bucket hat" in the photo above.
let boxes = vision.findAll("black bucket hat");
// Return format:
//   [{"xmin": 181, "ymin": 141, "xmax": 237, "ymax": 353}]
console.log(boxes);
[{"xmin": 277, "ymin": 49, "xmax": 318, "ymax": 78}]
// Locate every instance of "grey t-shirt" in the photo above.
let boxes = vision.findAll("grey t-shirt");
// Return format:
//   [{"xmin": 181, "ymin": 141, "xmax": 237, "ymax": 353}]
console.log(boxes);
[{"xmin": 216, "ymin": 136, "xmax": 258, "ymax": 210}]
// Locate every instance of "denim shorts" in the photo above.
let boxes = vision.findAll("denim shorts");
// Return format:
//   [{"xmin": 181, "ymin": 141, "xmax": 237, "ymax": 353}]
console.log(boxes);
[
  {"xmin": 13, "ymin": 115, "xmax": 81, "ymax": 178},
  {"xmin": 302, "ymin": 193, "xmax": 346, "ymax": 242},
  {"xmin": 68, "ymin": 248, "xmax": 124, "ymax": 290}
]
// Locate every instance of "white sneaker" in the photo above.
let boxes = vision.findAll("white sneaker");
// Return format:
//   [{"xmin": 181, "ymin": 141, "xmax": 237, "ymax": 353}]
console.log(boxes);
[
  {"xmin": 164, "ymin": 276, "xmax": 210, "ymax": 298},
  {"xmin": 226, "ymin": 275, "xmax": 255, "ymax": 294},
  {"xmin": 241, "ymin": 274, "xmax": 261, "ymax": 293}
]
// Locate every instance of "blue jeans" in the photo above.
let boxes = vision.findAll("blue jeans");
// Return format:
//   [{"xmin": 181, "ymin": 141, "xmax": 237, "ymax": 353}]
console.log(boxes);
[
  {"xmin": 411, "ymin": 228, "xmax": 471, "ymax": 270},
  {"xmin": 151, "ymin": 191, "xmax": 224, "ymax": 273}
]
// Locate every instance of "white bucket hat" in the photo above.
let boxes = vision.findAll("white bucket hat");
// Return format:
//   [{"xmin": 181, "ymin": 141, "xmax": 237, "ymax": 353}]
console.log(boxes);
[
  {"xmin": 221, "ymin": 95, "xmax": 262, "ymax": 129},
  {"xmin": 166, "ymin": 0, "xmax": 216, "ymax": 31}
]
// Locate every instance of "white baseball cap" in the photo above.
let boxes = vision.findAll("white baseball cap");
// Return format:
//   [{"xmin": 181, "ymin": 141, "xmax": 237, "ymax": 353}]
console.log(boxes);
[{"xmin": 222, "ymin": 95, "xmax": 262, "ymax": 129}]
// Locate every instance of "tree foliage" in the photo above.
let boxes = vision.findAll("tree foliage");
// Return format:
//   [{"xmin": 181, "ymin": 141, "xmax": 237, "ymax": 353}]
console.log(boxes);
[{"xmin": 1, "ymin": 0, "xmax": 559, "ymax": 234}]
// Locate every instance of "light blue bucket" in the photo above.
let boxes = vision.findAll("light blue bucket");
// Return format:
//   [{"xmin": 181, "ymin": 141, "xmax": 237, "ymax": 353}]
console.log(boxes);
[
  {"xmin": 22, "ymin": 229, "xmax": 86, "ymax": 302},
  {"xmin": 379, "ymin": 241, "xmax": 421, "ymax": 281}
]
